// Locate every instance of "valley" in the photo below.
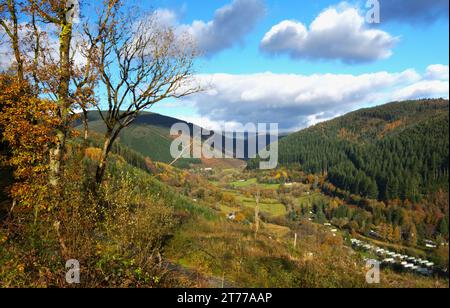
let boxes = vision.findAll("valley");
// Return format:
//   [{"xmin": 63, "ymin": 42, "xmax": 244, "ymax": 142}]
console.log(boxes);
[
  {"xmin": 1, "ymin": 99, "xmax": 449, "ymax": 288},
  {"xmin": 66, "ymin": 99, "xmax": 449, "ymax": 288}
]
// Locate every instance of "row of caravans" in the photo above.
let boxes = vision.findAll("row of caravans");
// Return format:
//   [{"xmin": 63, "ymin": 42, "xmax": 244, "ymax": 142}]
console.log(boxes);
[{"xmin": 351, "ymin": 239, "xmax": 434, "ymax": 276}]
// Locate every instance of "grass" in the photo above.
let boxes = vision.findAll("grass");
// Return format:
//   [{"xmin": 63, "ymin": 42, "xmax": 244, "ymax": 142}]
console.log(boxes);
[
  {"xmin": 231, "ymin": 178, "xmax": 280, "ymax": 190},
  {"xmin": 263, "ymin": 223, "xmax": 291, "ymax": 238},
  {"xmin": 220, "ymin": 204, "xmax": 241, "ymax": 215},
  {"xmin": 225, "ymin": 190, "xmax": 287, "ymax": 217},
  {"xmin": 241, "ymin": 199, "xmax": 287, "ymax": 217},
  {"xmin": 296, "ymin": 192, "xmax": 330, "ymax": 207},
  {"xmin": 231, "ymin": 178, "xmax": 258, "ymax": 187}
]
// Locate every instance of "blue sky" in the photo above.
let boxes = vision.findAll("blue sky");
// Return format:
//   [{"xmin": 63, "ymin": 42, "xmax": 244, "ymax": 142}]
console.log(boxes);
[
  {"xmin": 153, "ymin": 0, "xmax": 448, "ymax": 75},
  {"xmin": 3, "ymin": 0, "xmax": 445, "ymax": 131},
  {"xmin": 139, "ymin": 0, "xmax": 449, "ymax": 131}
]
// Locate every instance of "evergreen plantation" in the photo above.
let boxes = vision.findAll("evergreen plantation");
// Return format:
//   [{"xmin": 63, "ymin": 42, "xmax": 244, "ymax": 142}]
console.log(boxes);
[{"xmin": 274, "ymin": 99, "xmax": 449, "ymax": 202}]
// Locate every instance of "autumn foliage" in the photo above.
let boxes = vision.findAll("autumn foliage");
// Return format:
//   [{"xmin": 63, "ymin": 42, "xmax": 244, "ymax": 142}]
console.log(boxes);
[{"xmin": 0, "ymin": 74, "xmax": 60, "ymax": 208}]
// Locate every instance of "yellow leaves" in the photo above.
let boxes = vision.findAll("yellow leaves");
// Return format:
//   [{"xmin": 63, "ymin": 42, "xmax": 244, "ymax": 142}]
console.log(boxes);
[
  {"xmin": 0, "ymin": 74, "xmax": 62, "ymax": 209},
  {"xmin": 0, "ymin": 234, "xmax": 8, "ymax": 245},
  {"xmin": 17, "ymin": 264, "xmax": 25, "ymax": 273},
  {"xmin": 95, "ymin": 243, "xmax": 104, "ymax": 256},
  {"xmin": 84, "ymin": 147, "xmax": 102, "ymax": 162}
]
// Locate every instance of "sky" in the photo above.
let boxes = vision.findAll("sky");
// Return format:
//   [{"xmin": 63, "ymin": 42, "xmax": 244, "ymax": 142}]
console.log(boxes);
[
  {"xmin": 141, "ymin": 0, "xmax": 449, "ymax": 132},
  {"xmin": 1, "ymin": 0, "xmax": 449, "ymax": 132}
]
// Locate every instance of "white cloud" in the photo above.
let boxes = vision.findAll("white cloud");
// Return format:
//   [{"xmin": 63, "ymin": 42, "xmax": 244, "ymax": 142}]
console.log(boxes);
[
  {"xmin": 393, "ymin": 80, "xmax": 449, "ymax": 101},
  {"xmin": 425, "ymin": 64, "xmax": 449, "ymax": 81},
  {"xmin": 179, "ymin": 66, "xmax": 448, "ymax": 131},
  {"xmin": 177, "ymin": 0, "xmax": 265, "ymax": 57},
  {"xmin": 177, "ymin": 115, "xmax": 246, "ymax": 132},
  {"xmin": 153, "ymin": 9, "xmax": 179, "ymax": 27},
  {"xmin": 260, "ymin": 5, "xmax": 398, "ymax": 64}
]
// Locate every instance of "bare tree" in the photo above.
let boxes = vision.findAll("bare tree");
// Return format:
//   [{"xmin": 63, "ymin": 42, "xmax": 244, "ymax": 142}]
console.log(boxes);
[
  {"xmin": 29, "ymin": 5, "xmax": 41, "ymax": 93},
  {"xmin": 87, "ymin": 5, "xmax": 201, "ymax": 185},
  {"xmin": 71, "ymin": 1, "xmax": 118, "ymax": 143},
  {"xmin": 0, "ymin": 0, "xmax": 24, "ymax": 81}
]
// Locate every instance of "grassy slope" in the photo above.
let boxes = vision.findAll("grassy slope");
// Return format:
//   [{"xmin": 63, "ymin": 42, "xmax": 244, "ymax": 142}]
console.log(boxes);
[
  {"xmin": 77, "ymin": 111, "xmax": 245, "ymax": 169},
  {"xmin": 76, "ymin": 112, "xmax": 189, "ymax": 164}
]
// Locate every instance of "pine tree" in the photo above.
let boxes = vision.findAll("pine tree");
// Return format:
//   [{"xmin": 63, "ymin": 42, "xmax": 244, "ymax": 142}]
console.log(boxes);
[{"xmin": 393, "ymin": 226, "xmax": 402, "ymax": 243}]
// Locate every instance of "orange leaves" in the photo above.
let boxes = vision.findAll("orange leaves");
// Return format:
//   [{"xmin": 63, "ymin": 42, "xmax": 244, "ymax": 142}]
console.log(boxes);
[
  {"xmin": 0, "ymin": 74, "xmax": 61, "ymax": 208},
  {"xmin": 84, "ymin": 147, "xmax": 102, "ymax": 162}
]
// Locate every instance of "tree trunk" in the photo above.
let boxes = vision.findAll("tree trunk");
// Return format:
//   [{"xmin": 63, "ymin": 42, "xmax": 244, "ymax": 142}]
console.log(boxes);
[
  {"xmin": 49, "ymin": 130, "xmax": 65, "ymax": 187},
  {"xmin": 31, "ymin": 10, "xmax": 40, "ymax": 94},
  {"xmin": 82, "ymin": 108, "xmax": 89, "ymax": 142},
  {"xmin": 95, "ymin": 129, "xmax": 118, "ymax": 185},
  {"xmin": 49, "ymin": 21, "xmax": 73, "ymax": 186}
]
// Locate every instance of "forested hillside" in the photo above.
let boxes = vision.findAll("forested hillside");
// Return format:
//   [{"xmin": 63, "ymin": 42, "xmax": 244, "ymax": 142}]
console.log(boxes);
[
  {"xmin": 277, "ymin": 99, "xmax": 449, "ymax": 202},
  {"xmin": 75, "ymin": 111, "xmax": 202, "ymax": 167}
]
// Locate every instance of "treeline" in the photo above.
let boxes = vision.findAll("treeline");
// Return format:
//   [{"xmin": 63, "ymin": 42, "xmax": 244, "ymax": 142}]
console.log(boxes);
[
  {"xmin": 277, "ymin": 99, "xmax": 449, "ymax": 202},
  {"xmin": 78, "ymin": 135, "xmax": 151, "ymax": 173},
  {"xmin": 287, "ymin": 186, "xmax": 449, "ymax": 246}
]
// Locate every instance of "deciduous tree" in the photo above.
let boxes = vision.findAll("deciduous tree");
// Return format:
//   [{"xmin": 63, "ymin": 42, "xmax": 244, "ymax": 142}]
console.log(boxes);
[{"xmin": 85, "ymin": 3, "xmax": 200, "ymax": 184}]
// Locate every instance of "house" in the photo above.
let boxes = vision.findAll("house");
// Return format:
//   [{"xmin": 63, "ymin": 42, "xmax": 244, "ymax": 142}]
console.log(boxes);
[
  {"xmin": 351, "ymin": 239, "xmax": 362, "ymax": 247},
  {"xmin": 376, "ymin": 249, "xmax": 385, "ymax": 255},
  {"xmin": 227, "ymin": 212, "xmax": 236, "ymax": 220},
  {"xmin": 369, "ymin": 230, "xmax": 382, "ymax": 239}
]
